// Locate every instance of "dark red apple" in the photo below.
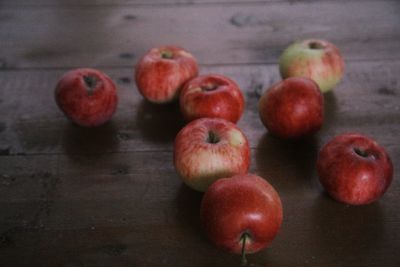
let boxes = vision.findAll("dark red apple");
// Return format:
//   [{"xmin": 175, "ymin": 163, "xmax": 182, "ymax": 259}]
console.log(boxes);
[
  {"xmin": 279, "ymin": 39, "xmax": 345, "ymax": 93},
  {"xmin": 258, "ymin": 77, "xmax": 324, "ymax": 139},
  {"xmin": 174, "ymin": 118, "xmax": 250, "ymax": 192},
  {"xmin": 317, "ymin": 133, "xmax": 393, "ymax": 205},
  {"xmin": 201, "ymin": 173, "xmax": 283, "ymax": 265},
  {"xmin": 55, "ymin": 68, "xmax": 118, "ymax": 127},
  {"xmin": 135, "ymin": 45, "xmax": 199, "ymax": 103},
  {"xmin": 179, "ymin": 74, "xmax": 245, "ymax": 123}
]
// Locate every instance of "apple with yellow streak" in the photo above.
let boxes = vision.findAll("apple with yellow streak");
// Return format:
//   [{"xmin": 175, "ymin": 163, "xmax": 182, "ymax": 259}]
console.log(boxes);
[
  {"xmin": 173, "ymin": 118, "xmax": 250, "ymax": 192},
  {"xmin": 279, "ymin": 39, "xmax": 345, "ymax": 93}
]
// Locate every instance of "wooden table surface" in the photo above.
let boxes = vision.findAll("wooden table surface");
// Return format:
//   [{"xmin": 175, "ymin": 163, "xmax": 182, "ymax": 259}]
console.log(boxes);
[{"xmin": 0, "ymin": 0, "xmax": 399, "ymax": 266}]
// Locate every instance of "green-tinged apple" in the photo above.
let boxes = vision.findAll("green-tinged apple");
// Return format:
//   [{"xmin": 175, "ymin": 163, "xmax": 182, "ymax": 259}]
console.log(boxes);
[
  {"xmin": 317, "ymin": 133, "xmax": 393, "ymax": 205},
  {"xmin": 258, "ymin": 77, "xmax": 324, "ymax": 139},
  {"xmin": 55, "ymin": 68, "xmax": 118, "ymax": 127},
  {"xmin": 174, "ymin": 118, "xmax": 250, "ymax": 192},
  {"xmin": 201, "ymin": 173, "xmax": 283, "ymax": 265},
  {"xmin": 135, "ymin": 45, "xmax": 199, "ymax": 103},
  {"xmin": 179, "ymin": 74, "xmax": 245, "ymax": 123},
  {"xmin": 279, "ymin": 39, "xmax": 345, "ymax": 93}
]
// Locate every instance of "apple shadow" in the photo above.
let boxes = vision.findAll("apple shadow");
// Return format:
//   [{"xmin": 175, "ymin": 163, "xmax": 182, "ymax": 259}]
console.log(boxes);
[
  {"xmin": 255, "ymin": 133, "xmax": 320, "ymax": 191},
  {"xmin": 61, "ymin": 121, "xmax": 119, "ymax": 159},
  {"xmin": 174, "ymin": 183, "xmax": 263, "ymax": 266},
  {"xmin": 308, "ymin": 193, "xmax": 384, "ymax": 265},
  {"xmin": 322, "ymin": 91, "xmax": 338, "ymax": 130},
  {"xmin": 174, "ymin": 183, "xmax": 204, "ymax": 235},
  {"xmin": 135, "ymin": 100, "xmax": 186, "ymax": 144}
]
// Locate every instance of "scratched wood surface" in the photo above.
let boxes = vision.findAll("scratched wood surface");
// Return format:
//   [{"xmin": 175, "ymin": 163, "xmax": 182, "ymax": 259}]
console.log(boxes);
[
  {"xmin": 0, "ymin": 0, "xmax": 399, "ymax": 266},
  {"xmin": 0, "ymin": 0, "xmax": 381, "ymax": 6},
  {"xmin": 0, "ymin": 0, "xmax": 399, "ymax": 69}
]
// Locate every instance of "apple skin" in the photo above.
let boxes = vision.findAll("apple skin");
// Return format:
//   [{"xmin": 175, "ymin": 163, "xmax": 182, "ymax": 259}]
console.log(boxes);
[
  {"xmin": 317, "ymin": 133, "xmax": 393, "ymax": 205},
  {"xmin": 258, "ymin": 77, "xmax": 324, "ymax": 139},
  {"xmin": 200, "ymin": 173, "xmax": 283, "ymax": 255},
  {"xmin": 174, "ymin": 118, "xmax": 250, "ymax": 192},
  {"xmin": 55, "ymin": 68, "xmax": 118, "ymax": 127},
  {"xmin": 179, "ymin": 74, "xmax": 245, "ymax": 123},
  {"xmin": 279, "ymin": 39, "xmax": 345, "ymax": 93},
  {"xmin": 135, "ymin": 45, "xmax": 199, "ymax": 104}
]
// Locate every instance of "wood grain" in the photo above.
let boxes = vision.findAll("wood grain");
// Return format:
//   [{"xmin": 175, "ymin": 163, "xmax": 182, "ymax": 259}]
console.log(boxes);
[
  {"xmin": 0, "ymin": 59, "xmax": 398, "ymax": 155},
  {"xmin": 1, "ymin": 147, "xmax": 399, "ymax": 266},
  {"xmin": 0, "ymin": 0, "xmax": 399, "ymax": 266},
  {"xmin": 0, "ymin": 0, "xmax": 374, "ymax": 7},
  {"xmin": 0, "ymin": 0, "xmax": 399, "ymax": 69},
  {"xmin": 1, "ymin": 58, "xmax": 399, "ymax": 266}
]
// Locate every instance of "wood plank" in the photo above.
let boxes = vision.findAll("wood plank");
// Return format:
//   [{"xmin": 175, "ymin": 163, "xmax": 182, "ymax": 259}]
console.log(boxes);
[
  {"xmin": 1, "ymin": 1, "xmax": 398, "ymax": 266},
  {"xmin": 0, "ymin": 155, "xmax": 59, "ymax": 255},
  {"xmin": 0, "ymin": 59, "xmax": 399, "ymax": 155},
  {"xmin": 0, "ymin": 0, "xmax": 399, "ymax": 68},
  {"xmin": 0, "ymin": 155, "xmax": 59, "ymax": 202},
  {"xmin": 1, "ymin": 147, "xmax": 399, "ymax": 266},
  {"xmin": 1, "ymin": 58, "xmax": 399, "ymax": 266},
  {"xmin": 2, "ymin": 203, "xmax": 399, "ymax": 266},
  {"xmin": 0, "ymin": 0, "xmax": 369, "ymax": 7}
]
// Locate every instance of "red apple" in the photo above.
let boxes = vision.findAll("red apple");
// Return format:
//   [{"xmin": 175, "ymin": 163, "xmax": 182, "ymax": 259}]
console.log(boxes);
[
  {"xmin": 279, "ymin": 39, "xmax": 345, "ymax": 93},
  {"xmin": 201, "ymin": 173, "xmax": 283, "ymax": 265},
  {"xmin": 135, "ymin": 45, "xmax": 199, "ymax": 103},
  {"xmin": 258, "ymin": 77, "xmax": 324, "ymax": 139},
  {"xmin": 179, "ymin": 74, "xmax": 245, "ymax": 123},
  {"xmin": 317, "ymin": 133, "xmax": 393, "ymax": 205},
  {"xmin": 55, "ymin": 68, "xmax": 118, "ymax": 127},
  {"xmin": 174, "ymin": 118, "xmax": 250, "ymax": 192}
]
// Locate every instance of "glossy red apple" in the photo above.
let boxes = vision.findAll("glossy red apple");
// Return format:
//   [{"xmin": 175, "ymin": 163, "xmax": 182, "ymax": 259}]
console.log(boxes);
[
  {"xmin": 279, "ymin": 39, "xmax": 345, "ymax": 93},
  {"xmin": 317, "ymin": 133, "xmax": 393, "ymax": 205},
  {"xmin": 258, "ymin": 77, "xmax": 324, "ymax": 139},
  {"xmin": 55, "ymin": 68, "xmax": 118, "ymax": 127},
  {"xmin": 201, "ymin": 173, "xmax": 283, "ymax": 265},
  {"xmin": 135, "ymin": 45, "xmax": 199, "ymax": 103},
  {"xmin": 179, "ymin": 74, "xmax": 245, "ymax": 123},
  {"xmin": 174, "ymin": 118, "xmax": 250, "ymax": 192}
]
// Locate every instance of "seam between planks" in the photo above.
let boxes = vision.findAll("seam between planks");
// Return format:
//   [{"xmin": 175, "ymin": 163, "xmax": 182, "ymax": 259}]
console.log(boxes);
[
  {"xmin": 1, "ymin": 57, "xmax": 400, "ymax": 72},
  {"xmin": 0, "ymin": 0, "xmax": 394, "ymax": 8}
]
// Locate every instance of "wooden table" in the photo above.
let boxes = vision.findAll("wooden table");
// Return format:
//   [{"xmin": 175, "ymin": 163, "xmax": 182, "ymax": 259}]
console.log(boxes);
[{"xmin": 0, "ymin": 0, "xmax": 399, "ymax": 266}]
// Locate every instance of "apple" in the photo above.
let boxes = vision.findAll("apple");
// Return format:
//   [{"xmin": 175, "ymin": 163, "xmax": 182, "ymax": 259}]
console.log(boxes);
[
  {"xmin": 55, "ymin": 68, "xmax": 118, "ymax": 127},
  {"xmin": 317, "ymin": 133, "xmax": 393, "ymax": 205},
  {"xmin": 201, "ymin": 173, "xmax": 283, "ymax": 265},
  {"xmin": 174, "ymin": 118, "xmax": 250, "ymax": 192},
  {"xmin": 279, "ymin": 39, "xmax": 345, "ymax": 93},
  {"xmin": 179, "ymin": 74, "xmax": 245, "ymax": 123},
  {"xmin": 135, "ymin": 45, "xmax": 199, "ymax": 103},
  {"xmin": 258, "ymin": 77, "xmax": 324, "ymax": 139}
]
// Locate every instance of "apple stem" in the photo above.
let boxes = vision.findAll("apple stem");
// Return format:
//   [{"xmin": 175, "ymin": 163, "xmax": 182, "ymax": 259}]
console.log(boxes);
[
  {"xmin": 201, "ymin": 83, "xmax": 218, "ymax": 91},
  {"xmin": 354, "ymin": 147, "xmax": 369, "ymax": 158},
  {"xmin": 207, "ymin": 131, "xmax": 220, "ymax": 144},
  {"xmin": 161, "ymin": 50, "xmax": 173, "ymax": 59},
  {"xmin": 308, "ymin": 41, "xmax": 325, "ymax": 50},
  {"xmin": 83, "ymin": 75, "xmax": 98, "ymax": 95},
  {"xmin": 241, "ymin": 233, "xmax": 249, "ymax": 266}
]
